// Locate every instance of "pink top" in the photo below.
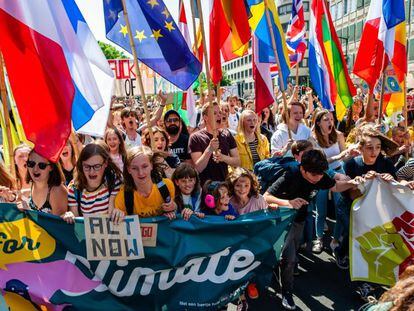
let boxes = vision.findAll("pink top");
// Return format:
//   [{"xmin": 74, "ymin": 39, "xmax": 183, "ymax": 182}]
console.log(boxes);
[{"xmin": 230, "ymin": 194, "xmax": 268, "ymax": 215}]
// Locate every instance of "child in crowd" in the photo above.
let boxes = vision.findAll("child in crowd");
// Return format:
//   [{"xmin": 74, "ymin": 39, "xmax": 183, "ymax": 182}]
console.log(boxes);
[
  {"xmin": 59, "ymin": 139, "xmax": 77, "ymax": 185},
  {"xmin": 62, "ymin": 142, "xmax": 124, "ymax": 224},
  {"xmin": 114, "ymin": 146, "xmax": 176, "ymax": 219},
  {"xmin": 104, "ymin": 127, "xmax": 127, "ymax": 172},
  {"xmin": 25, "ymin": 150, "xmax": 68, "ymax": 216},
  {"xmin": 171, "ymin": 163, "xmax": 204, "ymax": 220},
  {"xmin": 201, "ymin": 181, "xmax": 238, "ymax": 220},
  {"xmin": 228, "ymin": 167, "xmax": 268, "ymax": 214}
]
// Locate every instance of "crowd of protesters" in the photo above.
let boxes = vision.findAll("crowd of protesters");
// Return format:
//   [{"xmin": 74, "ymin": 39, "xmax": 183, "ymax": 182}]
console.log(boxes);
[{"xmin": 1, "ymin": 84, "xmax": 414, "ymax": 310}]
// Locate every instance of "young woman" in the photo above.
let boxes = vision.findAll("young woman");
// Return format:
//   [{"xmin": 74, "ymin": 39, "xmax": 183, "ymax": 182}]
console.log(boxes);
[
  {"xmin": 270, "ymin": 101, "xmax": 311, "ymax": 155},
  {"xmin": 114, "ymin": 146, "xmax": 176, "ymax": 219},
  {"xmin": 63, "ymin": 142, "xmax": 124, "ymax": 224},
  {"xmin": 25, "ymin": 150, "xmax": 68, "ymax": 215},
  {"xmin": 261, "ymin": 107, "xmax": 276, "ymax": 133},
  {"xmin": 59, "ymin": 140, "xmax": 77, "ymax": 185},
  {"xmin": 235, "ymin": 110, "xmax": 270, "ymax": 171},
  {"xmin": 104, "ymin": 127, "xmax": 127, "ymax": 172},
  {"xmin": 13, "ymin": 144, "xmax": 31, "ymax": 198},
  {"xmin": 227, "ymin": 167, "xmax": 268, "ymax": 215},
  {"xmin": 171, "ymin": 163, "xmax": 204, "ymax": 220},
  {"xmin": 310, "ymin": 109, "xmax": 358, "ymax": 253},
  {"xmin": 143, "ymin": 126, "xmax": 180, "ymax": 176}
]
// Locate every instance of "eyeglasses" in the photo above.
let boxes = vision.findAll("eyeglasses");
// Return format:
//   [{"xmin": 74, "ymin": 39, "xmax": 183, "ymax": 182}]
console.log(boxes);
[
  {"xmin": 165, "ymin": 117, "xmax": 179, "ymax": 123},
  {"xmin": 82, "ymin": 163, "xmax": 104, "ymax": 172},
  {"xmin": 27, "ymin": 160, "xmax": 51, "ymax": 170}
]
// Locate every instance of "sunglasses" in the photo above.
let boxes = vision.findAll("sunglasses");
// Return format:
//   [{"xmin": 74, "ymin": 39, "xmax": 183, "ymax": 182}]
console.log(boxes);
[
  {"xmin": 82, "ymin": 163, "xmax": 104, "ymax": 172},
  {"xmin": 166, "ymin": 117, "xmax": 179, "ymax": 123},
  {"xmin": 27, "ymin": 160, "xmax": 51, "ymax": 170}
]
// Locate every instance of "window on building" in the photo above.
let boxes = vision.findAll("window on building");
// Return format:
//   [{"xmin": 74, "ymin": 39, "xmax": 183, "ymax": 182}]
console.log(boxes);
[
  {"xmin": 237, "ymin": 72, "xmax": 240, "ymax": 79},
  {"xmin": 250, "ymin": 82, "xmax": 254, "ymax": 90},
  {"xmin": 241, "ymin": 58, "xmax": 244, "ymax": 65},
  {"xmin": 355, "ymin": 21, "xmax": 363, "ymax": 41},
  {"xmin": 302, "ymin": 58, "xmax": 308, "ymax": 67},
  {"xmin": 343, "ymin": 0, "xmax": 348, "ymax": 15},
  {"xmin": 241, "ymin": 71, "xmax": 244, "ymax": 79},
  {"xmin": 248, "ymin": 40, "xmax": 252, "ymax": 49},
  {"xmin": 237, "ymin": 59, "xmax": 240, "ymax": 67},
  {"xmin": 348, "ymin": 24, "xmax": 355, "ymax": 42},
  {"xmin": 357, "ymin": 0, "xmax": 363, "ymax": 9},
  {"xmin": 249, "ymin": 55, "xmax": 252, "ymax": 63},
  {"xmin": 303, "ymin": 1, "xmax": 309, "ymax": 12},
  {"xmin": 350, "ymin": 0, "xmax": 357, "ymax": 13},
  {"xmin": 337, "ymin": 2, "xmax": 343, "ymax": 18},
  {"xmin": 409, "ymin": 39, "xmax": 414, "ymax": 61},
  {"xmin": 342, "ymin": 26, "xmax": 348, "ymax": 39},
  {"xmin": 330, "ymin": 4, "xmax": 337, "ymax": 21},
  {"xmin": 249, "ymin": 68, "xmax": 252, "ymax": 76}
]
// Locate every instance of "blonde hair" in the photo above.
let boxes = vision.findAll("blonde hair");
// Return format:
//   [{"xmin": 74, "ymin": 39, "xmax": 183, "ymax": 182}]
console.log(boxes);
[{"xmin": 237, "ymin": 110, "xmax": 261, "ymax": 138}]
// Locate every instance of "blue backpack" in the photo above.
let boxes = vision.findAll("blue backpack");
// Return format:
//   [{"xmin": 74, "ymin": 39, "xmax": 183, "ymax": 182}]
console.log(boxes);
[{"xmin": 254, "ymin": 156, "xmax": 298, "ymax": 194}]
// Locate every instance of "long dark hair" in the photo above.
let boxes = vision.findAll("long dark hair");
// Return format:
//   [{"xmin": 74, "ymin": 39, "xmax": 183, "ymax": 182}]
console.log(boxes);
[
  {"xmin": 171, "ymin": 163, "xmax": 200, "ymax": 210},
  {"xmin": 261, "ymin": 108, "xmax": 275, "ymax": 129},
  {"xmin": 313, "ymin": 109, "xmax": 338, "ymax": 148},
  {"xmin": 74, "ymin": 142, "xmax": 122, "ymax": 192}
]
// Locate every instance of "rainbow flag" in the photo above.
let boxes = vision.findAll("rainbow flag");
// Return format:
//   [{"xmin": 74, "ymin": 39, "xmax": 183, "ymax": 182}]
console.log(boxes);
[{"xmin": 309, "ymin": 0, "xmax": 355, "ymax": 120}]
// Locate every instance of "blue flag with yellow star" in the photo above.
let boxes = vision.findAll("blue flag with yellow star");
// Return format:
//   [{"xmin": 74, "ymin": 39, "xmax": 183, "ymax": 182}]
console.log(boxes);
[{"xmin": 104, "ymin": 0, "xmax": 201, "ymax": 90}]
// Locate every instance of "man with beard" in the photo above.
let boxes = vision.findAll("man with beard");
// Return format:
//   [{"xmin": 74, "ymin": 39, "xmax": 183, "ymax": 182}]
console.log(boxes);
[
  {"xmin": 189, "ymin": 102, "xmax": 240, "ymax": 185},
  {"xmin": 164, "ymin": 110, "xmax": 191, "ymax": 162}
]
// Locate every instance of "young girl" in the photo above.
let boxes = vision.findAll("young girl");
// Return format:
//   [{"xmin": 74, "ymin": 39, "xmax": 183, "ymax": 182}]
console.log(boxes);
[
  {"xmin": 201, "ymin": 181, "xmax": 238, "ymax": 220},
  {"xmin": 114, "ymin": 146, "xmax": 177, "ymax": 219},
  {"xmin": 104, "ymin": 127, "xmax": 127, "ymax": 172},
  {"xmin": 59, "ymin": 139, "xmax": 77, "ymax": 185},
  {"xmin": 25, "ymin": 150, "xmax": 68, "ymax": 215},
  {"xmin": 62, "ymin": 142, "xmax": 124, "ymax": 224},
  {"xmin": 171, "ymin": 163, "xmax": 204, "ymax": 220},
  {"xmin": 227, "ymin": 167, "xmax": 268, "ymax": 215}
]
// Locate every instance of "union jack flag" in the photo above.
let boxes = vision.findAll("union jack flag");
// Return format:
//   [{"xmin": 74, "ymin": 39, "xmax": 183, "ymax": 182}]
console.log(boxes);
[
  {"xmin": 270, "ymin": 0, "xmax": 307, "ymax": 76},
  {"xmin": 285, "ymin": 0, "xmax": 307, "ymax": 67}
]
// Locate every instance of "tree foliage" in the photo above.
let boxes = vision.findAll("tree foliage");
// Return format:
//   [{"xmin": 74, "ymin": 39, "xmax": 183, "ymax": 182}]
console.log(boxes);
[{"xmin": 98, "ymin": 41, "xmax": 127, "ymax": 60}]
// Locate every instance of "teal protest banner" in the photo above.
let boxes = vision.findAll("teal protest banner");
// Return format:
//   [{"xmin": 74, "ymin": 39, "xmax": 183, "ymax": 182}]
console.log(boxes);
[{"xmin": 0, "ymin": 204, "xmax": 294, "ymax": 310}]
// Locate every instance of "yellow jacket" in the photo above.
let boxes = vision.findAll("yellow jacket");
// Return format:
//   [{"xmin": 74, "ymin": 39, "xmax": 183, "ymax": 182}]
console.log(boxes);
[{"xmin": 235, "ymin": 133, "xmax": 270, "ymax": 171}]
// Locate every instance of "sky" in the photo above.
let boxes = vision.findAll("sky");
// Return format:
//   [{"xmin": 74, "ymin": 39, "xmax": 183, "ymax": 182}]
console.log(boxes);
[{"xmin": 75, "ymin": 0, "xmax": 210, "ymax": 49}]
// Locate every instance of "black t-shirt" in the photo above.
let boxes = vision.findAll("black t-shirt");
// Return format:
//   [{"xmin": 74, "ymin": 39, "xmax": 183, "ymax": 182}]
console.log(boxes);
[
  {"xmin": 189, "ymin": 129, "xmax": 237, "ymax": 185},
  {"xmin": 170, "ymin": 133, "xmax": 191, "ymax": 161},
  {"xmin": 343, "ymin": 154, "xmax": 397, "ymax": 179},
  {"xmin": 267, "ymin": 164, "xmax": 335, "ymax": 222}
]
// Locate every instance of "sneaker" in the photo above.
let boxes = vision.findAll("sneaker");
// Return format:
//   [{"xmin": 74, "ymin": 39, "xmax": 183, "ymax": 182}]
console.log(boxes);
[
  {"xmin": 282, "ymin": 292, "xmax": 296, "ymax": 310},
  {"xmin": 246, "ymin": 283, "xmax": 259, "ymax": 299},
  {"xmin": 356, "ymin": 283, "xmax": 376, "ymax": 302},
  {"xmin": 330, "ymin": 239, "xmax": 340, "ymax": 252},
  {"xmin": 333, "ymin": 248, "xmax": 349, "ymax": 270},
  {"xmin": 312, "ymin": 238, "xmax": 323, "ymax": 254}
]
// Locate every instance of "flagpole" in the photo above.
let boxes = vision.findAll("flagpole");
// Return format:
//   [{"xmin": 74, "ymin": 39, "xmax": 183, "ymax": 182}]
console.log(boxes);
[
  {"xmin": 195, "ymin": 0, "xmax": 217, "ymax": 137},
  {"xmin": 264, "ymin": 0, "xmax": 292, "ymax": 139},
  {"xmin": 120, "ymin": 0, "xmax": 154, "ymax": 148},
  {"xmin": 295, "ymin": 62, "xmax": 299, "ymax": 86},
  {"xmin": 189, "ymin": 0, "xmax": 203, "ymax": 98},
  {"xmin": 377, "ymin": 55, "xmax": 388, "ymax": 124},
  {"xmin": 0, "ymin": 53, "xmax": 16, "ymax": 178}
]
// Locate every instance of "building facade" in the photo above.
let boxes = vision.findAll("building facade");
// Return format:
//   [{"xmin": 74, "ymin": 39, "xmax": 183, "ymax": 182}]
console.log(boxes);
[{"xmin": 223, "ymin": 0, "xmax": 414, "ymax": 98}]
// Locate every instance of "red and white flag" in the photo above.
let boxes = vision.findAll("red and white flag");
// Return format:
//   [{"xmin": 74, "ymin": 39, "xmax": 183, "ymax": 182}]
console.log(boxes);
[{"xmin": 253, "ymin": 35, "xmax": 274, "ymax": 114}]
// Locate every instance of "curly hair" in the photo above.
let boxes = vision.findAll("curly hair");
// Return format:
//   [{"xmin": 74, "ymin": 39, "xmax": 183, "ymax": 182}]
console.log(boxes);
[{"xmin": 227, "ymin": 167, "xmax": 260, "ymax": 199}]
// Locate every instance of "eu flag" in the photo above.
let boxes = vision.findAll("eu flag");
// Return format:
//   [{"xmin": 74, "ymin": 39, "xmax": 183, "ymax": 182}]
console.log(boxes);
[{"xmin": 104, "ymin": 0, "xmax": 202, "ymax": 90}]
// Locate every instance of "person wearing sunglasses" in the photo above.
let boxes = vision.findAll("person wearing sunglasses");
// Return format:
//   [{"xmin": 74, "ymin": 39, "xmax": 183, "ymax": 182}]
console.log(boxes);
[
  {"xmin": 163, "ymin": 109, "xmax": 191, "ymax": 163},
  {"xmin": 62, "ymin": 142, "xmax": 124, "ymax": 224},
  {"xmin": 25, "ymin": 150, "xmax": 68, "ymax": 216}
]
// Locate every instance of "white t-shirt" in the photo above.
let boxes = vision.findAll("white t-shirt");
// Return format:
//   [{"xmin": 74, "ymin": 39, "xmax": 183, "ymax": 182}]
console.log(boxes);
[
  {"xmin": 228, "ymin": 112, "xmax": 239, "ymax": 132},
  {"xmin": 125, "ymin": 132, "xmax": 142, "ymax": 149}
]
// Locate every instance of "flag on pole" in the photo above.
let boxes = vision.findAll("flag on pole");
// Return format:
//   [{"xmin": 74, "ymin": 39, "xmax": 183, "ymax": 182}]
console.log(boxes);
[
  {"xmin": 103, "ymin": 0, "xmax": 202, "ymax": 91},
  {"xmin": 253, "ymin": 35, "xmax": 274, "ymax": 114},
  {"xmin": 285, "ymin": 0, "xmax": 307, "ymax": 67},
  {"xmin": 247, "ymin": 0, "xmax": 291, "ymax": 91},
  {"xmin": 193, "ymin": 23, "xmax": 204, "ymax": 65},
  {"xmin": 178, "ymin": 0, "xmax": 197, "ymax": 128},
  {"xmin": 209, "ymin": 0, "xmax": 251, "ymax": 85},
  {"xmin": 308, "ymin": 0, "xmax": 355, "ymax": 120},
  {"xmin": 62, "ymin": 0, "xmax": 115, "ymax": 137},
  {"xmin": 353, "ymin": 0, "xmax": 406, "ymax": 91}
]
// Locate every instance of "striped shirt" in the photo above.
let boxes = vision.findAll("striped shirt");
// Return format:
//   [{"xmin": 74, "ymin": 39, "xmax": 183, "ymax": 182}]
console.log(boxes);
[
  {"xmin": 68, "ymin": 179, "xmax": 121, "ymax": 215},
  {"xmin": 248, "ymin": 139, "xmax": 260, "ymax": 165}
]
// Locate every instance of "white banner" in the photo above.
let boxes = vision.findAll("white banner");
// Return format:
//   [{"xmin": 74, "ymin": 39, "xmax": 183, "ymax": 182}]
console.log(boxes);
[{"xmin": 351, "ymin": 178, "xmax": 414, "ymax": 286}]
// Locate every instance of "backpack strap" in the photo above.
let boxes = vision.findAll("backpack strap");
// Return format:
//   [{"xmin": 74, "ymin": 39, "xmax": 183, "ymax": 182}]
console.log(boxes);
[
  {"xmin": 74, "ymin": 188, "xmax": 83, "ymax": 217},
  {"xmin": 124, "ymin": 189, "xmax": 134, "ymax": 216}
]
